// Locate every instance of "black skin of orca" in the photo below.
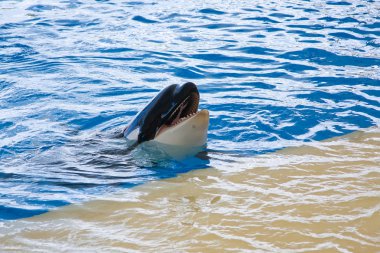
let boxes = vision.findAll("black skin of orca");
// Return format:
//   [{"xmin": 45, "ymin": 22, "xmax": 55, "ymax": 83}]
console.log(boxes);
[{"xmin": 123, "ymin": 82, "xmax": 199, "ymax": 144}]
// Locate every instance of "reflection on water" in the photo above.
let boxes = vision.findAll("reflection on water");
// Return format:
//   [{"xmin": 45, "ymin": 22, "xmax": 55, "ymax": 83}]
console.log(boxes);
[{"xmin": 1, "ymin": 129, "xmax": 379, "ymax": 252}]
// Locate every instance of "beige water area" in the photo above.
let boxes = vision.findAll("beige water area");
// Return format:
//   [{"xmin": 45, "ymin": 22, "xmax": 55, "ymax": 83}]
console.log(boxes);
[{"xmin": 1, "ymin": 129, "xmax": 379, "ymax": 252}]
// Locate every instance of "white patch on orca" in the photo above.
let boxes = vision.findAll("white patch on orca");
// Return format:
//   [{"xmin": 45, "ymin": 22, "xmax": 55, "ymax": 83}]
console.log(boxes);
[{"xmin": 125, "ymin": 128, "xmax": 139, "ymax": 141}]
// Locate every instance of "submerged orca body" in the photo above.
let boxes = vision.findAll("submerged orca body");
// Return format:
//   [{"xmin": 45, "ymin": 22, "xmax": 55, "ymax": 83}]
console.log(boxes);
[{"xmin": 123, "ymin": 82, "xmax": 209, "ymax": 147}]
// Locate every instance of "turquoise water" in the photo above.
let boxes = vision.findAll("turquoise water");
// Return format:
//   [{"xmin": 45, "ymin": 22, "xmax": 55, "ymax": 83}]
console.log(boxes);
[{"xmin": 0, "ymin": 0, "xmax": 379, "ymax": 220}]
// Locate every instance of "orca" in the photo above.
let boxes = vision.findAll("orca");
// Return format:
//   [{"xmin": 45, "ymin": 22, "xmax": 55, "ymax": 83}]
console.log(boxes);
[{"xmin": 123, "ymin": 82, "xmax": 209, "ymax": 147}]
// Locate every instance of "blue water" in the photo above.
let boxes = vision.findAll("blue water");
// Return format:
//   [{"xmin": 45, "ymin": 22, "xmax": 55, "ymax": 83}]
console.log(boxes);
[{"xmin": 0, "ymin": 0, "xmax": 379, "ymax": 220}]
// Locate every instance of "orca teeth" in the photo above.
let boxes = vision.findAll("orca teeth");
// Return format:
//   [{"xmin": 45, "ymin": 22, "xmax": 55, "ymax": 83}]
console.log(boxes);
[{"xmin": 171, "ymin": 111, "xmax": 198, "ymax": 126}]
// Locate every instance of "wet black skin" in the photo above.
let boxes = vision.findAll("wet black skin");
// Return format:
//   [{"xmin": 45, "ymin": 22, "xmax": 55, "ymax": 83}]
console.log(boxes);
[{"xmin": 123, "ymin": 82, "xmax": 199, "ymax": 144}]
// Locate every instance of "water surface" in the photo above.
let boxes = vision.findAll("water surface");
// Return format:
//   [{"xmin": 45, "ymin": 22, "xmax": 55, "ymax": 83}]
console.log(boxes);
[{"xmin": 0, "ymin": 0, "xmax": 379, "ymax": 248}]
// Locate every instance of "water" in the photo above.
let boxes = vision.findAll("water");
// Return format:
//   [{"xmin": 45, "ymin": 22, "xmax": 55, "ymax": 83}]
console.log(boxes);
[
  {"xmin": 0, "ymin": 0, "xmax": 379, "ymax": 251},
  {"xmin": 1, "ymin": 129, "xmax": 379, "ymax": 252}
]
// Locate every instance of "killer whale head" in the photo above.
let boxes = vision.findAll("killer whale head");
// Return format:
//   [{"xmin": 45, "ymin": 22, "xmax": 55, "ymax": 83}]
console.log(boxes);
[{"xmin": 123, "ymin": 82, "xmax": 209, "ymax": 147}]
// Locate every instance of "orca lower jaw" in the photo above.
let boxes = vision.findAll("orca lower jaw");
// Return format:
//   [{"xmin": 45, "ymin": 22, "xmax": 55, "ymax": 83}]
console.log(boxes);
[
  {"xmin": 154, "ymin": 109, "xmax": 209, "ymax": 147},
  {"xmin": 156, "ymin": 110, "xmax": 200, "ymax": 137}
]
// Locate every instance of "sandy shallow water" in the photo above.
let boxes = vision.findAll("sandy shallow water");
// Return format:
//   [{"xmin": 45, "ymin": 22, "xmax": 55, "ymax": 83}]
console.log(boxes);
[{"xmin": 1, "ymin": 128, "xmax": 379, "ymax": 252}]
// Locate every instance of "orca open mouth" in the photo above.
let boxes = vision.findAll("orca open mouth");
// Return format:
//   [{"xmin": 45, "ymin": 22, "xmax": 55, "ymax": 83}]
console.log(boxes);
[{"xmin": 156, "ymin": 91, "xmax": 200, "ymax": 137}]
